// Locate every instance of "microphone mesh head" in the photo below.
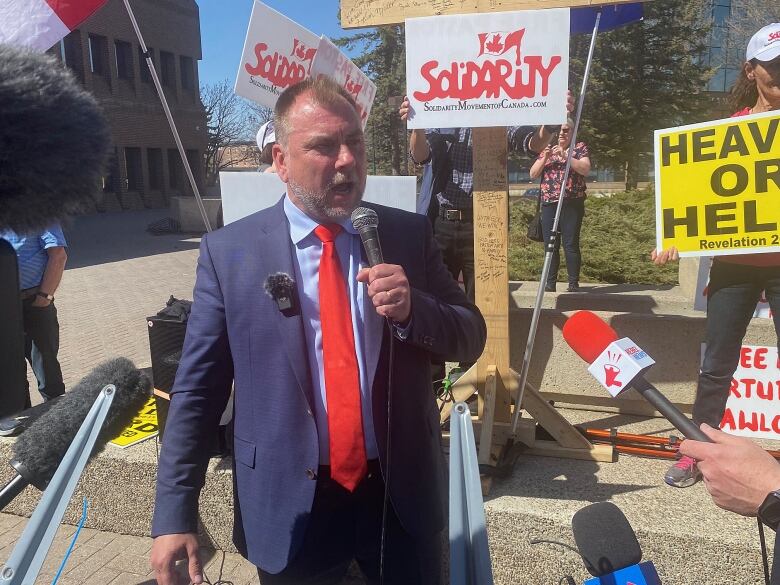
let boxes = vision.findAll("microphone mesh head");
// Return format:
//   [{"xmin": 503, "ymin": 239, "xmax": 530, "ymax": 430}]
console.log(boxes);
[
  {"xmin": 351, "ymin": 207, "xmax": 378, "ymax": 231},
  {"xmin": 562, "ymin": 310, "xmax": 619, "ymax": 364},
  {"xmin": 572, "ymin": 502, "xmax": 642, "ymax": 576}
]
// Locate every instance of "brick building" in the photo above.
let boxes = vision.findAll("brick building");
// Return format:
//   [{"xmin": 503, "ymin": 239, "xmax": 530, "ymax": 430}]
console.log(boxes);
[{"xmin": 50, "ymin": 0, "xmax": 208, "ymax": 211}]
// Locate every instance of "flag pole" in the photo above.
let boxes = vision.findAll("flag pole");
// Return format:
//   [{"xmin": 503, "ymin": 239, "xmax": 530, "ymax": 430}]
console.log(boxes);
[
  {"xmin": 512, "ymin": 10, "xmax": 602, "ymax": 435},
  {"xmin": 122, "ymin": 0, "xmax": 212, "ymax": 232}
]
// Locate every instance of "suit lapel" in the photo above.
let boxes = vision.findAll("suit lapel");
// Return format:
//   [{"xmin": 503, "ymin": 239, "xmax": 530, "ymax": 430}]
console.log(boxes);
[{"xmin": 255, "ymin": 199, "xmax": 314, "ymax": 409}]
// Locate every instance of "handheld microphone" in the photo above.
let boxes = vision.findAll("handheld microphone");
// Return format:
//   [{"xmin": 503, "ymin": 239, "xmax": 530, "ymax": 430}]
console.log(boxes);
[
  {"xmin": 572, "ymin": 502, "xmax": 661, "ymax": 585},
  {"xmin": 263, "ymin": 272, "xmax": 298, "ymax": 315},
  {"xmin": 0, "ymin": 358, "xmax": 151, "ymax": 510},
  {"xmin": 0, "ymin": 44, "xmax": 110, "ymax": 233},
  {"xmin": 562, "ymin": 311, "xmax": 711, "ymax": 443},
  {"xmin": 351, "ymin": 207, "xmax": 383, "ymax": 267}
]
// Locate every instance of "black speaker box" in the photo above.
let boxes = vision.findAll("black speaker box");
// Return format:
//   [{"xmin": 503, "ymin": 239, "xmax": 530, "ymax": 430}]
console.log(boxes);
[{"xmin": 147, "ymin": 316, "xmax": 187, "ymax": 395}]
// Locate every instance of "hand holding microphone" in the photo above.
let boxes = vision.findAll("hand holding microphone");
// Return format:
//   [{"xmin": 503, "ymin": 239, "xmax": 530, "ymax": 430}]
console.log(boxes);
[{"xmin": 352, "ymin": 207, "xmax": 411, "ymax": 324}]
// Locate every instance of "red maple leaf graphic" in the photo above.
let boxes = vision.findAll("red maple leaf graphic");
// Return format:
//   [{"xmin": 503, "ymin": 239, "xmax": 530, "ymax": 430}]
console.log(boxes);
[{"xmin": 485, "ymin": 33, "xmax": 503, "ymax": 53}]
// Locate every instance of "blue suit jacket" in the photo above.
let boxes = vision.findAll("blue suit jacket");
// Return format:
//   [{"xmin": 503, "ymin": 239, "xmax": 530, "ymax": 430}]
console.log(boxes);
[{"xmin": 151, "ymin": 198, "xmax": 487, "ymax": 573}]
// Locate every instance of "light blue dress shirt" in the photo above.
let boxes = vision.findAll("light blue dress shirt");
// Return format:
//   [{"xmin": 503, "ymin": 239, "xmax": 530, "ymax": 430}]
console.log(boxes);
[{"xmin": 283, "ymin": 195, "xmax": 383, "ymax": 463}]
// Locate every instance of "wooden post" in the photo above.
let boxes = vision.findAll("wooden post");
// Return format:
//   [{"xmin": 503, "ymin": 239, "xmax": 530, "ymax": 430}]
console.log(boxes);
[
  {"xmin": 341, "ymin": 0, "xmax": 644, "ymax": 28},
  {"xmin": 472, "ymin": 127, "xmax": 511, "ymax": 424}
]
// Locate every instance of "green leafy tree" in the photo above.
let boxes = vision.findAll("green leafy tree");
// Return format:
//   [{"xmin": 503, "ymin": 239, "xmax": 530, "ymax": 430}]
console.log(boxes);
[{"xmin": 569, "ymin": 0, "xmax": 714, "ymax": 189}]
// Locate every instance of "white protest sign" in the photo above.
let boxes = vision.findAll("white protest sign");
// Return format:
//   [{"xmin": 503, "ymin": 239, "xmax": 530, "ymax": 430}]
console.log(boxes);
[
  {"xmin": 692, "ymin": 257, "xmax": 773, "ymax": 318},
  {"xmin": 711, "ymin": 344, "xmax": 780, "ymax": 441},
  {"xmin": 234, "ymin": 1, "xmax": 319, "ymax": 108},
  {"xmin": 219, "ymin": 172, "xmax": 417, "ymax": 225},
  {"xmin": 404, "ymin": 9, "xmax": 569, "ymax": 129},
  {"xmin": 587, "ymin": 338, "xmax": 655, "ymax": 397},
  {"xmin": 311, "ymin": 36, "xmax": 377, "ymax": 129}
]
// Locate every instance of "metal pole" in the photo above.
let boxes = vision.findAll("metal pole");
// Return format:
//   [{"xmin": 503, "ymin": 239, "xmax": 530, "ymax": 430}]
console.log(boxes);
[
  {"xmin": 122, "ymin": 0, "xmax": 212, "ymax": 232},
  {"xmin": 512, "ymin": 11, "xmax": 602, "ymax": 434}
]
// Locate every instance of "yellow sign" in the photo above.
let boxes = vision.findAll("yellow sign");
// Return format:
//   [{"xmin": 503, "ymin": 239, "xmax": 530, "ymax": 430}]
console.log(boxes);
[
  {"xmin": 655, "ymin": 111, "xmax": 780, "ymax": 257},
  {"xmin": 109, "ymin": 397, "xmax": 159, "ymax": 448}
]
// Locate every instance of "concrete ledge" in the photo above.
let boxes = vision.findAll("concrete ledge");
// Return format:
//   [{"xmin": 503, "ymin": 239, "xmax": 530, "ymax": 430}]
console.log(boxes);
[
  {"xmin": 509, "ymin": 281, "xmax": 777, "ymax": 414},
  {"xmin": 170, "ymin": 196, "xmax": 221, "ymax": 232}
]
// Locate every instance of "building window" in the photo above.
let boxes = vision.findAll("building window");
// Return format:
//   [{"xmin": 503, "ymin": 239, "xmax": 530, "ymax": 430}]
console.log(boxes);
[
  {"xmin": 168, "ymin": 149, "xmax": 181, "ymax": 189},
  {"xmin": 88, "ymin": 34, "xmax": 109, "ymax": 77},
  {"xmin": 115, "ymin": 40, "xmax": 134, "ymax": 80},
  {"xmin": 147, "ymin": 148, "xmax": 163, "ymax": 190},
  {"xmin": 104, "ymin": 148, "xmax": 119, "ymax": 193},
  {"xmin": 58, "ymin": 31, "xmax": 83, "ymax": 80},
  {"xmin": 139, "ymin": 46, "xmax": 154, "ymax": 83},
  {"xmin": 160, "ymin": 51, "xmax": 176, "ymax": 87},
  {"xmin": 125, "ymin": 147, "xmax": 143, "ymax": 191},
  {"xmin": 180, "ymin": 55, "xmax": 194, "ymax": 91},
  {"xmin": 185, "ymin": 149, "xmax": 201, "ymax": 188}
]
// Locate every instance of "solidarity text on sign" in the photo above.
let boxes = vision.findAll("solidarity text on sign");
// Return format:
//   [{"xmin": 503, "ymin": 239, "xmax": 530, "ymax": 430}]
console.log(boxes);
[
  {"xmin": 404, "ymin": 9, "xmax": 569, "ymax": 129},
  {"xmin": 654, "ymin": 111, "xmax": 780, "ymax": 257},
  {"xmin": 234, "ymin": 1, "xmax": 319, "ymax": 108},
  {"xmin": 715, "ymin": 344, "xmax": 780, "ymax": 441}
]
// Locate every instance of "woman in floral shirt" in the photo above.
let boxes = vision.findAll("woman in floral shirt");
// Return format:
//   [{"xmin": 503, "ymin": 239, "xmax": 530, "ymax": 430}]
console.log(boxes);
[{"xmin": 529, "ymin": 120, "xmax": 591, "ymax": 292}]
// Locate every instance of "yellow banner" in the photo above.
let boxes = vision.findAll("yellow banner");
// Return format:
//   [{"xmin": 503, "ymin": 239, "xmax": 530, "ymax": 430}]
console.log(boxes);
[
  {"xmin": 109, "ymin": 397, "xmax": 159, "ymax": 448},
  {"xmin": 654, "ymin": 111, "xmax": 780, "ymax": 257}
]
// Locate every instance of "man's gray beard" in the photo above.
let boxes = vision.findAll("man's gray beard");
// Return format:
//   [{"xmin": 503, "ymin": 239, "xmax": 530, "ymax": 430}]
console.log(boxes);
[{"xmin": 288, "ymin": 176, "xmax": 363, "ymax": 221}]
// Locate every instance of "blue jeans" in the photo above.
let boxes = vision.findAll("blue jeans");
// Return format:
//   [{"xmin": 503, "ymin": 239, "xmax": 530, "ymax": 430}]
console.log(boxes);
[
  {"xmin": 541, "ymin": 197, "xmax": 585, "ymax": 288},
  {"xmin": 693, "ymin": 261, "xmax": 780, "ymax": 427},
  {"xmin": 22, "ymin": 297, "xmax": 66, "ymax": 406}
]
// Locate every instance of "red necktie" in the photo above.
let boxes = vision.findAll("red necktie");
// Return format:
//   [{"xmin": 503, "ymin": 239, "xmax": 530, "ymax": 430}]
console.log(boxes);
[{"xmin": 314, "ymin": 224, "xmax": 367, "ymax": 491}]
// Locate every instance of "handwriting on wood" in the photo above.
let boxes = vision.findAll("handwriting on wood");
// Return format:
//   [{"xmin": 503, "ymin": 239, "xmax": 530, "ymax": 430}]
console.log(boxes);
[{"xmin": 341, "ymin": 0, "xmax": 645, "ymax": 28}]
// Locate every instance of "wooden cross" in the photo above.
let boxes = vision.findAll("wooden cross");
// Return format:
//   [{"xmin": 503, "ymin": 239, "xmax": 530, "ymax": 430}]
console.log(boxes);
[{"xmin": 340, "ymin": 0, "xmax": 637, "ymax": 469}]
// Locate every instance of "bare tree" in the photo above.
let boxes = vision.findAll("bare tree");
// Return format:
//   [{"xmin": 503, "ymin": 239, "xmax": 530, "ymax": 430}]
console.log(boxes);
[{"xmin": 201, "ymin": 79, "xmax": 260, "ymax": 185}]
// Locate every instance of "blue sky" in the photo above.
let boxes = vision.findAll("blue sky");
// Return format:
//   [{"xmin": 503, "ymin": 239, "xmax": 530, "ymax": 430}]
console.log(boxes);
[{"xmin": 197, "ymin": 0, "xmax": 366, "ymax": 88}]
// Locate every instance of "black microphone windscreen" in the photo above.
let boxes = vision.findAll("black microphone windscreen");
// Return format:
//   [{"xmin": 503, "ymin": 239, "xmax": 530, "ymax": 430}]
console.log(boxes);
[
  {"xmin": 0, "ymin": 44, "xmax": 111, "ymax": 233},
  {"xmin": 11, "ymin": 358, "xmax": 151, "ymax": 488},
  {"xmin": 263, "ymin": 272, "xmax": 294, "ymax": 299},
  {"xmin": 572, "ymin": 502, "xmax": 642, "ymax": 577}
]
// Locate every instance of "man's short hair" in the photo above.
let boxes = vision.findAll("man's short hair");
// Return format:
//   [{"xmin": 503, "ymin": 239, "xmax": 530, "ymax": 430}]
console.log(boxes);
[{"xmin": 273, "ymin": 77, "xmax": 359, "ymax": 146}]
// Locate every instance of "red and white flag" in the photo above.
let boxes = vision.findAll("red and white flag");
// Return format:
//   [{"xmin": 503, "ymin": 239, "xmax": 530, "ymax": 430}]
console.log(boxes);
[{"xmin": 0, "ymin": 0, "xmax": 107, "ymax": 51}]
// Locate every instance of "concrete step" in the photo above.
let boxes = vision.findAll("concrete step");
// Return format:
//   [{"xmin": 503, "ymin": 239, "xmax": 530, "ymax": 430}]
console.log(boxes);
[{"xmin": 1, "ymin": 409, "xmax": 775, "ymax": 584}]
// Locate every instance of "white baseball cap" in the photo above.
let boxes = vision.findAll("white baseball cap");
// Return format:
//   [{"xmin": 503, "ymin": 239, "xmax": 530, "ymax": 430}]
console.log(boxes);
[
  {"xmin": 256, "ymin": 120, "xmax": 276, "ymax": 150},
  {"xmin": 746, "ymin": 23, "xmax": 780, "ymax": 62}
]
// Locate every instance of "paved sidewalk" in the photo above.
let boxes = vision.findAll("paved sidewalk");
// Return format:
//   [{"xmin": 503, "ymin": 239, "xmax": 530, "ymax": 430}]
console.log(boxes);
[
  {"xmin": 26, "ymin": 209, "xmax": 202, "ymax": 406},
  {"xmin": 0, "ymin": 511, "xmax": 261, "ymax": 584}
]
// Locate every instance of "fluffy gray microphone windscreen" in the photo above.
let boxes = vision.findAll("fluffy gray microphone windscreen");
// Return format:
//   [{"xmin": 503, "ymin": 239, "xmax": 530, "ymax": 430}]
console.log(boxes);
[
  {"xmin": 12, "ymin": 358, "xmax": 151, "ymax": 489},
  {"xmin": 0, "ymin": 44, "xmax": 111, "ymax": 233}
]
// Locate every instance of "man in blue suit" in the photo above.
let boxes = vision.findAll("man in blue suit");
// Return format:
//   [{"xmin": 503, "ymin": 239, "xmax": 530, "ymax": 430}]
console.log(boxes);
[{"xmin": 150, "ymin": 76, "xmax": 487, "ymax": 584}]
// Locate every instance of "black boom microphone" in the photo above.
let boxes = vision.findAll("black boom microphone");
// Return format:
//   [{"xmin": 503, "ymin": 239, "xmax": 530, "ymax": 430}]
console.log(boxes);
[
  {"xmin": 351, "ymin": 207, "xmax": 383, "ymax": 266},
  {"xmin": 0, "ymin": 44, "xmax": 111, "ymax": 233},
  {"xmin": 0, "ymin": 358, "xmax": 151, "ymax": 510}
]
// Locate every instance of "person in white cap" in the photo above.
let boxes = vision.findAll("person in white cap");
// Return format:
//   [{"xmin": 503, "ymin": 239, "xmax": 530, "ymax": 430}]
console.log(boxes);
[
  {"xmin": 652, "ymin": 23, "xmax": 780, "ymax": 489},
  {"xmin": 257, "ymin": 119, "xmax": 277, "ymax": 173},
  {"xmin": 731, "ymin": 22, "xmax": 780, "ymax": 116}
]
